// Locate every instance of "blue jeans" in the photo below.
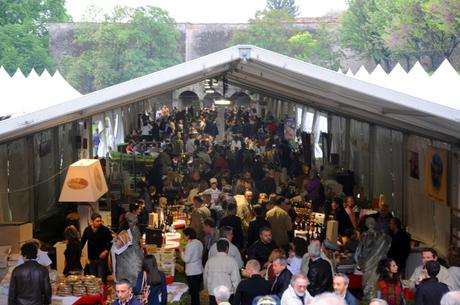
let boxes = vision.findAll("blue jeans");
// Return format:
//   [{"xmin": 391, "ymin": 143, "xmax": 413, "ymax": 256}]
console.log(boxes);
[{"xmin": 89, "ymin": 258, "xmax": 108, "ymax": 284}]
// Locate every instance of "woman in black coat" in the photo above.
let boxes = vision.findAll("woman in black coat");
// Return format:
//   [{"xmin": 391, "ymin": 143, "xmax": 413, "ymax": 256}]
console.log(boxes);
[{"xmin": 63, "ymin": 225, "xmax": 82, "ymax": 275}]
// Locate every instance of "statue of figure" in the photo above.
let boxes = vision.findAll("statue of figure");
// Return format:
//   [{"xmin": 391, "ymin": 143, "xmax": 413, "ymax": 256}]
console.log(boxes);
[
  {"xmin": 114, "ymin": 212, "xmax": 143, "ymax": 285},
  {"xmin": 355, "ymin": 217, "xmax": 391, "ymax": 300}
]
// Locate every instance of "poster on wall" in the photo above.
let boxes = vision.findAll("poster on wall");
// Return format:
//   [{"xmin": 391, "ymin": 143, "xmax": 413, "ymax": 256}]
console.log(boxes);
[
  {"xmin": 284, "ymin": 117, "xmax": 296, "ymax": 142},
  {"xmin": 424, "ymin": 146, "xmax": 448, "ymax": 204},
  {"xmin": 409, "ymin": 151, "xmax": 419, "ymax": 179}
]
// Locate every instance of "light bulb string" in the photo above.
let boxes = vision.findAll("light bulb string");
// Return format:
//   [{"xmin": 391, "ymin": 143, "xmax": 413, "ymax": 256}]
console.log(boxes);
[{"xmin": 0, "ymin": 164, "xmax": 71, "ymax": 194}]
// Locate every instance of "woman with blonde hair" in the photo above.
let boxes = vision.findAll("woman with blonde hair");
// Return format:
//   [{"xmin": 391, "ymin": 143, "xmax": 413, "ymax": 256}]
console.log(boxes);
[{"xmin": 265, "ymin": 248, "xmax": 286, "ymax": 282}]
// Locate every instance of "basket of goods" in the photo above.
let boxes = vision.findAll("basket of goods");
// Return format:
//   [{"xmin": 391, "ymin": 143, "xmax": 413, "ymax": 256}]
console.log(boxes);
[
  {"xmin": 57, "ymin": 283, "xmax": 72, "ymax": 296},
  {"xmin": 72, "ymin": 283, "xmax": 87, "ymax": 297}
]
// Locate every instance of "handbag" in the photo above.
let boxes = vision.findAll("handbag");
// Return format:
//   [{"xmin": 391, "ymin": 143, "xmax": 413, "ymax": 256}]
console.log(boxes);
[{"xmin": 136, "ymin": 271, "xmax": 151, "ymax": 305}]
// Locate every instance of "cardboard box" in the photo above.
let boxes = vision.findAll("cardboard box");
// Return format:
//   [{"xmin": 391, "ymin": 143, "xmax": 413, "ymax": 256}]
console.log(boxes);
[
  {"xmin": 0, "ymin": 222, "xmax": 33, "ymax": 252},
  {"xmin": 326, "ymin": 220, "xmax": 338, "ymax": 243}
]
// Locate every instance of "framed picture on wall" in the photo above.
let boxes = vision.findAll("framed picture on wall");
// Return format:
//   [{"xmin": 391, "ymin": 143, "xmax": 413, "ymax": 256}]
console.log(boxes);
[
  {"xmin": 424, "ymin": 146, "xmax": 448, "ymax": 204},
  {"xmin": 409, "ymin": 151, "xmax": 419, "ymax": 179}
]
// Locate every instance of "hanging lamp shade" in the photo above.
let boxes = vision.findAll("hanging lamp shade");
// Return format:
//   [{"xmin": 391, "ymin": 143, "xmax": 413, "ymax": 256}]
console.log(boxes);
[{"xmin": 59, "ymin": 159, "xmax": 108, "ymax": 202}]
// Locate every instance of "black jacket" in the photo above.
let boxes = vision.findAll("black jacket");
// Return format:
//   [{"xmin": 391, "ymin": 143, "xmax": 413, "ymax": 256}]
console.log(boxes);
[
  {"xmin": 271, "ymin": 268, "xmax": 292, "ymax": 298},
  {"xmin": 388, "ymin": 229, "xmax": 411, "ymax": 273},
  {"xmin": 81, "ymin": 225, "xmax": 112, "ymax": 261},
  {"xmin": 247, "ymin": 218, "xmax": 271, "ymax": 247},
  {"xmin": 8, "ymin": 260, "xmax": 52, "ymax": 305},
  {"xmin": 247, "ymin": 239, "xmax": 277, "ymax": 267},
  {"xmin": 63, "ymin": 240, "xmax": 82, "ymax": 275},
  {"xmin": 220, "ymin": 215, "xmax": 245, "ymax": 249},
  {"xmin": 415, "ymin": 277, "xmax": 449, "ymax": 305},
  {"xmin": 307, "ymin": 258, "xmax": 333, "ymax": 296},
  {"xmin": 232, "ymin": 275, "xmax": 271, "ymax": 305}
]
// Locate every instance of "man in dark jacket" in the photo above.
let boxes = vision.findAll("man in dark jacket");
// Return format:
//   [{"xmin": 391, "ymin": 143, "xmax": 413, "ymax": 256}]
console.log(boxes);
[
  {"xmin": 247, "ymin": 227, "xmax": 277, "ymax": 268},
  {"xmin": 247, "ymin": 205, "xmax": 271, "ymax": 247},
  {"xmin": 81, "ymin": 212, "xmax": 113, "ymax": 284},
  {"xmin": 233, "ymin": 260, "xmax": 271, "ymax": 305},
  {"xmin": 415, "ymin": 261, "xmax": 449, "ymax": 305},
  {"xmin": 307, "ymin": 243, "xmax": 333, "ymax": 296},
  {"xmin": 388, "ymin": 217, "xmax": 411, "ymax": 275},
  {"xmin": 333, "ymin": 274, "xmax": 359, "ymax": 305},
  {"xmin": 271, "ymin": 257, "xmax": 292, "ymax": 298},
  {"xmin": 9, "ymin": 242, "xmax": 51, "ymax": 305}
]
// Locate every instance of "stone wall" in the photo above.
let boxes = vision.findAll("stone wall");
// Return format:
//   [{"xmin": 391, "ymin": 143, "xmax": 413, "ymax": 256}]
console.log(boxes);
[{"xmin": 48, "ymin": 18, "xmax": 337, "ymax": 63}]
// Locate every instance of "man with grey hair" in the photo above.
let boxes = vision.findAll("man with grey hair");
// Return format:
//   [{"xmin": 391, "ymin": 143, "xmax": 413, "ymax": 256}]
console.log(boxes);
[
  {"xmin": 271, "ymin": 257, "xmax": 293, "ymax": 298},
  {"xmin": 307, "ymin": 243, "xmax": 333, "ymax": 296},
  {"xmin": 208, "ymin": 226, "xmax": 244, "ymax": 268},
  {"xmin": 333, "ymin": 274, "xmax": 359, "ymax": 305},
  {"xmin": 369, "ymin": 298, "xmax": 388, "ymax": 305},
  {"xmin": 300, "ymin": 239, "xmax": 334, "ymax": 276},
  {"xmin": 311, "ymin": 292, "xmax": 347, "ymax": 305},
  {"xmin": 441, "ymin": 291, "xmax": 460, "ymax": 305},
  {"xmin": 281, "ymin": 273, "xmax": 313, "ymax": 305},
  {"xmin": 213, "ymin": 285, "xmax": 231, "ymax": 305},
  {"xmin": 355, "ymin": 217, "xmax": 391, "ymax": 299}
]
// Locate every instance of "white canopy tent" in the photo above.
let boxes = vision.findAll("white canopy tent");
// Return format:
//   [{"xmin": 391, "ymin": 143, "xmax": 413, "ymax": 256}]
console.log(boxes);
[
  {"xmin": 341, "ymin": 59, "xmax": 460, "ymax": 111},
  {"xmin": 0, "ymin": 67, "xmax": 81, "ymax": 119},
  {"xmin": 0, "ymin": 45, "xmax": 459, "ymax": 256}
]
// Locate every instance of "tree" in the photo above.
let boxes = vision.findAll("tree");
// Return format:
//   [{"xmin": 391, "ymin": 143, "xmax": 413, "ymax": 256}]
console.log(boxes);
[
  {"xmin": 61, "ymin": 6, "xmax": 182, "ymax": 93},
  {"xmin": 309, "ymin": 23, "xmax": 343, "ymax": 70},
  {"xmin": 383, "ymin": 0, "xmax": 460, "ymax": 70},
  {"xmin": 228, "ymin": 9, "xmax": 297, "ymax": 55},
  {"xmin": 340, "ymin": 0, "xmax": 394, "ymax": 70},
  {"xmin": 266, "ymin": 0, "xmax": 299, "ymax": 17},
  {"xmin": 0, "ymin": 0, "xmax": 69, "ymax": 74},
  {"xmin": 289, "ymin": 23, "xmax": 342, "ymax": 70}
]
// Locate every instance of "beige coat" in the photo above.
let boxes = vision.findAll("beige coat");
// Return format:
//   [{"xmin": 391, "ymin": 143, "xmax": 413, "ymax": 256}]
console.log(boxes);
[
  {"xmin": 190, "ymin": 205, "xmax": 211, "ymax": 241},
  {"xmin": 266, "ymin": 206, "xmax": 292, "ymax": 249}
]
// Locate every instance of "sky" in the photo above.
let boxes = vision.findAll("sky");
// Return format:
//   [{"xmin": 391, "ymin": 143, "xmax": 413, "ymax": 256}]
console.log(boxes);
[{"xmin": 66, "ymin": 0, "xmax": 348, "ymax": 23}]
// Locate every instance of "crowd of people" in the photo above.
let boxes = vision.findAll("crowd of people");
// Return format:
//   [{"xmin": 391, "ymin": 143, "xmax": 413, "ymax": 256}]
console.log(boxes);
[{"xmin": 7, "ymin": 104, "xmax": 460, "ymax": 305}]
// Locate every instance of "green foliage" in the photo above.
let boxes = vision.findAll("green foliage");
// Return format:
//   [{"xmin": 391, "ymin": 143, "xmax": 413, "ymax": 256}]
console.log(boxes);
[
  {"xmin": 289, "ymin": 32, "xmax": 317, "ymax": 60},
  {"xmin": 340, "ymin": 0, "xmax": 393, "ymax": 68},
  {"xmin": 340, "ymin": 0, "xmax": 460, "ymax": 70},
  {"xmin": 266, "ymin": 0, "xmax": 299, "ymax": 17},
  {"xmin": 61, "ymin": 6, "xmax": 182, "ymax": 93},
  {"xmin": 228, "ymin": 9, "xmax": 297, "ymax": 55},
  {"xmin": 306, "ymin": 23, "xmax": 342, "ymax": 70},
  {"xmin": 0, "ymin": 0, "xmax": 69, "ymax": 74},
  {"xmin": 230, "ymin": 9, "xmax": 341, "ymax": 70}
]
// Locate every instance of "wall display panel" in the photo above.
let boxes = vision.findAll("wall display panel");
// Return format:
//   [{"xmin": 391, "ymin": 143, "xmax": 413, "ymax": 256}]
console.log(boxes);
[
  {"xmin": 330, "ymin": 115, "xmax": 347, "ymax": 168},
  {"xmin": 7, "ymin": 138, "xmax": 32, "ymax": 222},
  {"xmin": 372, "ymin": 127, "xmax": 403, "ymax": 216},
  {"xmin": 0, "ymin": 144, "xmax": 12, "ymax": 223},
  {"xmin": 349, "ymin": 120, "xmax": 370, "ymax": 197},
  {"xmin": 406, "ymin": 135, "xmax": 451, "ymax": 256},
  {"xmin": 33, "ymin": 129, "xmax": 57, "ymax": 219}
]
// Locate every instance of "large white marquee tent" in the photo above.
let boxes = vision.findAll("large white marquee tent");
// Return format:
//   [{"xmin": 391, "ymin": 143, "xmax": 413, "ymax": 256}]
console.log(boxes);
[
  {"xmin": 340, "ymin": 60, "xmax": 460, "ymax": 111},
  {"xmin": 0, "ymin": 66, "xmax": 81, "ymax": 119},
  {"xmin": 0, "ymin": 45, "xmax": 459, "ymax": 257}
]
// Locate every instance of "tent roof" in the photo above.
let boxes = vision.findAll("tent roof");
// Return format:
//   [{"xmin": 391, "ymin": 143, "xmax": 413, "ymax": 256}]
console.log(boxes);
[{"xmin": 1, "ymin": 45, "xmax": 460, "ymax": 144}]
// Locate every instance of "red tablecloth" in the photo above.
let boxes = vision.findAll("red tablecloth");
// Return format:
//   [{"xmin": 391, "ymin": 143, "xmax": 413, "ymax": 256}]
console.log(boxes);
[
  {"xmin": 347, "ymin": 274, "xmax": 362, "ymax": 289},
  {"xmin": 72, "ymin": 295, "xmax": 105, "ymax": 305}
]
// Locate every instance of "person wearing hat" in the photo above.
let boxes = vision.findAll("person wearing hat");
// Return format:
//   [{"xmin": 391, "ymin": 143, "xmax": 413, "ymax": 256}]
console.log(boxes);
[
  {"xmin": 206, "ymin": 178, "xmax": 222, "ymax": 205},
  {"xmin": 190, "ymin": 196, "xmax": 211, "ymax": 242}
]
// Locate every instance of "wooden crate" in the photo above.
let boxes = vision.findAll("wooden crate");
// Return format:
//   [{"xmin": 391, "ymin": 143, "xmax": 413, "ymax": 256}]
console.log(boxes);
[{"xmin": 0, "ymin": 222, "xmax": 33, "ymax": 253}]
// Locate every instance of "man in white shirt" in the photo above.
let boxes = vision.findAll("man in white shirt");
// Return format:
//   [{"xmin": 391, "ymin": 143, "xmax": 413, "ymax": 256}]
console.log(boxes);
[
  {"xmin": 208, "ymin": 227, "xmax": 244, "ymax": 268},
  {"xmin": 204, "ymin": 239, "xmax": 241, "ymax": 305},
  {"xmin": 281, "ymin": 274, "xmax": 313, "ymax": 305},
  {"xmin": 409, "ymin": 248, "xmax": 454, "ymax": 290},
  {"xmin": 206, "ymin": 178, "xmax": 221, "ymax": 205}
]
